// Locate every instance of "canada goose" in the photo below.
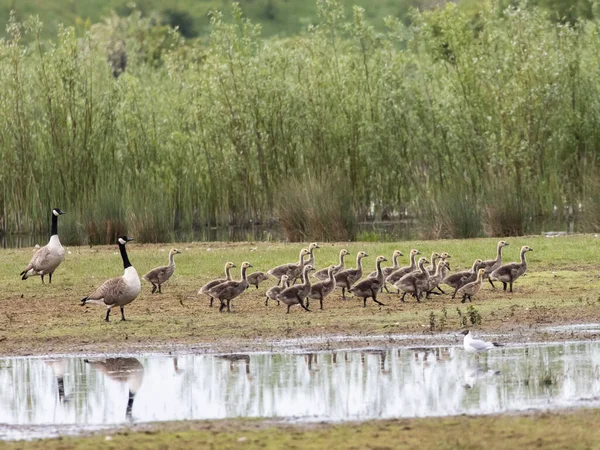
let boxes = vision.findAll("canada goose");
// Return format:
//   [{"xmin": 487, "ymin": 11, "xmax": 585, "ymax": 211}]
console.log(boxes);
[
  {"xmin": 461, "ymin": 330, "xmax": 504, "ymax": 353},
  {"xmin": 429, "ymin": 252, "xmax": 451, "ymax": 275},
  {"xmin": 20, "ymin": 208, "xmax": 66, "ymax": 283},
  {"xmin": 265, "ymin": 275, "xmax": 289, "ymax": 306},
  {"xmin": 246, "ymin": 271, "xmax": 270, "ymax": 289},
  {"xmin": 198, "ymin": 262, "xmax": 236, "ymax": 307},
  {"xmin": 385, "ymin": 249, "xmax": 421, "ymax": 292},
  {"xmin": 45, "ymin": 359, "xmax": 68, "ymax": 402},
  {"xmin": 425, "ymin": 260, "xmax": 450, "ymax": 299},
  {"xmin": 142, "ymin": 248, "xmax": 181, "ymax": 294},
  {"xmin": 335, "ymin": 251, "xmax": 368, "ymax": 300},
  {"xmin": 84, "ymin": 357, "xmax": 144, "ymax": 419},
  {"xmin": 481, "ymin": 240, "xmax": 510, "ymax": 288},
  {"xmin": 490, "ymin": 245, "xmax": 533, "ymax": 292},
  {"xmin": 209, "ymin": 261, "xmax": 252, "ymax": 313},
  {"xmin": 276, "ymin": 264, "xmax": 314, "ymax": 314},
  {"xmin": 426, "ymin": 252, "xmax": 441, "ymax": 274},
  {"xmin": 268, "ymin": 248, "xmax": 310, "ymax": 285},
  {"xmin": 368, "ymin": 250, "xmax": 404, "ymax": 292},
  {"xmin": 350, "ymin": 256, "xmax": 388, "ymax": 307},
  {"xmin": 442, "ymin": 259, "xmax": 483, "ymax": 299},
  {"xmin": 314, "ymin": 249, "xmax": 349, "ymax": 281},
  {"xmin": 457, "ymin": 268, "xmax": 486, "ymax": 303},
  {"xmin": 80, "ymin": 236, "xmax": 141, "ymax": 322},
  {"xmin": 303, "ymin": 242, "xmax": 320, "ymax": 270},
  {"xmin": 395, "ymin": 257, "xmax": 430, "ymax": 302},
  {"xmin": 307, "ymin": 265, "xmax": 337, "ymax": 310}
]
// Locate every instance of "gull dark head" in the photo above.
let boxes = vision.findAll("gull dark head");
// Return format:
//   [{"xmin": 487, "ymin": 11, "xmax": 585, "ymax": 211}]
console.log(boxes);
[{"xmin": 461, "ymin": 330, "xmax": 471, "ymax": 336}]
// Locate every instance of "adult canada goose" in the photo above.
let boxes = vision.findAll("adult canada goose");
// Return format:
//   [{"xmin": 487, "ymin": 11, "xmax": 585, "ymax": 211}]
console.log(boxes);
[
  {"xmin": 314, "ymin": 249, "xmax": 349, "ymax": 281},
  {"xmin": 142, "ymin": 248, "xmax": 181, "ymax": 294},
  {"xmin": 198, "ymin": 262, "xmax": 235, "ymax": 307},
  {"xmin": 265, "ymin": 275, "xmax": 289, "ymax": 306},
  {"xmin": 277, "ymin": 264, "xmax": 314, "ymax": 314},
  {"xmin": 80, "ymin": 236, "xmax": 141, "ymax": 322},
  {"xmin": 490, "ymin": 245, "xmax": 533, "ymax": 292},
  {"xmin": 84, "ymin": 358, "xmax": 144, "ymax": 419},
  {"xmin": 442, "ymin": 259, "xmax": 483, "ymax": 299},
  {"xmin": 20, "ymin": 208, "xmax": 66, "ymax": 283},
  {"xmin": 481, "ymin": 240, "xmax": 510, "ymax": 288},
  {"xmin": 307, "ymin": 265, "xmax": 337, "ymax": 310},
  {"xmin": 385, "ymin": 249, "xmax": 421, "ymax": 292},
  {"xmin": 395, "ymin": 257, "xmax": 430, "ymax": 302},
  {"xmin": 425, "ymin": 260, "xmax": 450, "ymax": 299},
  {"xmin": 268, "ymin": 248, "xmax": 310, "ymax": 286},
  {"xmin": 246, "ymin": 271, "xmax": 270, "ymax": 289},
  {"xmin": 335, "ymin": 251, "xmax": 368, "ymax": 300},
  {"xmin": 457, "ymin": 268, "xmax": 486, "ymax": 303},
  {"xmin": 368, "ymin": 250, "xmax": 404, "ymax": 292},
  {"xmin": 209, "ymin": 261, "xmax": 252, "ymax": 313},
  {"xmin": 461, "ymin": 330, "xmax": 503, "ymax": 353},
  {"xmin": 350, "ymin": 256, "xmax": 388, "ymax": 308}
]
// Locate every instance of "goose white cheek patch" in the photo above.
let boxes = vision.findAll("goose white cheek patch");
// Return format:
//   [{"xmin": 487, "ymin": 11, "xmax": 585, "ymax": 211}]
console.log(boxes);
[{"xmin": 118, "ymin": 238, "xmax": 126, "ymax": 245}]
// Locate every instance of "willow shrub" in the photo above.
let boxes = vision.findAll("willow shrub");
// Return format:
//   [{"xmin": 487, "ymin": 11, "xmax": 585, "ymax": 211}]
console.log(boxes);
[{"xmin": 2, "ymin": 2, "xmax": 600, "ymax": 243}]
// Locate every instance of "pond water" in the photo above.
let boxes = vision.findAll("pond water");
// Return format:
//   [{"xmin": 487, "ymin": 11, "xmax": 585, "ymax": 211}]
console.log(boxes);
[{"xmin": 2, "ymin": 341, "xmax": 600, "ymax": 440}]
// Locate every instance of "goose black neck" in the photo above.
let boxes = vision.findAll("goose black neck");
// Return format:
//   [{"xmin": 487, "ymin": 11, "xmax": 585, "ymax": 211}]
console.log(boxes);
[
  {"xmin": 119, "ymin": 243, "xmax": 132, "ymax": 269},
  {"xmin": 51, "ymin": 214, "xmax": 58, "ymax": 236},
  {"xmin": 241, "ymin": 265, "xmax": 248, "ymax": 281}
]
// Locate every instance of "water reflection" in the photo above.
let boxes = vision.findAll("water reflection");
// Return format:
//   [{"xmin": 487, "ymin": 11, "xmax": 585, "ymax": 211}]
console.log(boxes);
[{"xmin": 2, "ymin": 342, "xmax": 600, "ymax": 439}]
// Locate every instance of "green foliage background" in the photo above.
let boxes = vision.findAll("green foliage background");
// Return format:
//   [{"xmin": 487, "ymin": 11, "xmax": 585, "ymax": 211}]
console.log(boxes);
[{"xmin": 1, "ymin": 0, "xmax": 600, "ymax": 242}]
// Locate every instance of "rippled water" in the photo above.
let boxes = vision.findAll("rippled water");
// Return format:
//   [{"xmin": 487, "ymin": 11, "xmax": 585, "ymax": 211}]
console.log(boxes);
[{"xmin": 2, "ymin": 341, "xmax": 600, "ymax": 440}]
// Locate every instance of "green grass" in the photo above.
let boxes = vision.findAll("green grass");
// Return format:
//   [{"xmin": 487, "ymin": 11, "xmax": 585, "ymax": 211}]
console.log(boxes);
[
  {"xmin": 1, "ymin": 235, "xmax": 600, "ymax": 356},
  {"xmin": 6, "ymin": 410, "xmax": 600, "ymax": 449}
]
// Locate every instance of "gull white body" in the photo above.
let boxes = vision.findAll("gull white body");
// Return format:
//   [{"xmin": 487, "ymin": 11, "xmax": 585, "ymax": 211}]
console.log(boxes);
[{"xmin": 463, "ymin": 330, "xmax": 502, "ymax": 353}]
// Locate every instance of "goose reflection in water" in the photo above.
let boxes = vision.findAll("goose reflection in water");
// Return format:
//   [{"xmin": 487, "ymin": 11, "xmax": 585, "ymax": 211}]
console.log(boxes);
[
  {"xmin": 84, "ymin": 358, "xmax": 144, "ymax": 419},
  {"xmin": 216, "ymin": 354, "xmax": 252, "ymax": 380},
  {"xmin": 44, "ymin": 359, "xmax": 69, "ymax": 403},
  {"xmin": 361, "ymin": 350, "xmax": 389, "ymax": 374}
]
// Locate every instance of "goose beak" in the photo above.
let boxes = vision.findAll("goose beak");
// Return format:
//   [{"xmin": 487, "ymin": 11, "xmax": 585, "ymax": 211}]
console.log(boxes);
[
  {"xmin": 58, "ymin": 209, "xmax": 66, "ymax": 215},
  {"xmin": 126, "ymin": 237, "xmax": 135, "ymax": 242}
]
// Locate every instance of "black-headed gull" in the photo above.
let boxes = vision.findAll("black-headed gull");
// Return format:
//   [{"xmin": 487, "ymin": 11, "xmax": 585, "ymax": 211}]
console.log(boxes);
[{"xmin": 461, "ymin": 330, "xmax": 504, "ymax": 353}]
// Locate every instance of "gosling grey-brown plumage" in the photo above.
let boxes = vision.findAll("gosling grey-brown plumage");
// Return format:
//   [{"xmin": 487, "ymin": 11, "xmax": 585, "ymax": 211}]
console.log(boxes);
[
  {"xmin": 246, "ymin": 271, "xmax": 270, "ymax": 289},
  {"xmin": 350, "ymin": 256, "xmax": 388, "ymax": 307},
  {"xmin": 265, "ymin": 275, "xmax": 289, "ymax": 306},
  {"xmin": 80, "ymin": 236, "xmax": 141, "ymax": 322},
  {"xmin": 307, "ymin": 265, "xmax": 337, "ymax": 310},
  {"xmin": 425, "ymin": 260, "xmax": 450, "ymax": 299},
  {"xmin": 490, "ymin": 245, "xmax": 533, "ymax": 292},
  {"xmin": 314, "ymin": 249, "xmax": 349, "ymax": 281},
  {"xmin": 209, "ymin": 261, "xmax": 252, "ymax": 313},
  {"xmin": 268, "ymin": 248, "xmax": 310, "ymax": 285},
  {"xmin": 385, "ymin": 249, "xmax": 421, "ymax": 291},
  {"xmin": 457, "ymin": 268, "xmax": 486, "ymax": 303},
  {"xmin": 442, "ymin": 259, "xmax": 483, "ymax": 299},
  {"xmin": 277, "ymin": 264, "xmax": 314, "ymax": 314},
  {"xmin": 480, "ymin": 240, "xmax": 510, "ymax": 288},
  {"xmin": 20, "ymin": 208, "xmax": 66, "ymax": 284},
  {"xmin": 142, "ymin": 248, "xmax": 181, "ymax": 294},
  {"xmin": 395, "ymin": 257, "xmax": 430, "ymax": 302},
  {"xmin": 335, "ymin": 251, "xmax": 368, "ymax": 300},
  {"xmin": 368, "ymin": 250, "xmax": 404, "ymax": 292},
  {"xmin": 198, "ymin": 262, "xmax": 235, "ymax": 307}
]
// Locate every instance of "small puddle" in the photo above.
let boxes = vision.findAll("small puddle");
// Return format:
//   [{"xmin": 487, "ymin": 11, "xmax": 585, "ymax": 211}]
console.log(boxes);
[{"xmin": 2, "ymin": 341, "xmax": 600, "ymax": 440}]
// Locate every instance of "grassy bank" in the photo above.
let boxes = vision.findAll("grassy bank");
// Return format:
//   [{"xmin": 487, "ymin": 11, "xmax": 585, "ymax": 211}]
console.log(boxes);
[
  {"xmin": 1, "ymin": 235, "xmax": 599, "ymax": 356},
  {"xmin": 5, "ymin": 409, "xmax": 600, "ymax": 449}
]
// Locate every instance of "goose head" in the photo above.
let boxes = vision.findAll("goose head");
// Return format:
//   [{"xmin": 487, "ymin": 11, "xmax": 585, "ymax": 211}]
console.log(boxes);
[
  {"xmin": 392, "ymin": 250, "xmax": 404, "ymax": 258},
  {"xmin": 327, "ymin": 264, "xmax": 337, "ymax": 273},
  {"xmin": 52, "ymin": 208, "xmax": 66, "ymax": 216},
  {"xmin": 521, "ymin": 245, "xmax": 534, "ymax": 252},
  {"xmin": 357, "ymin": 251, "xmax": 369, "ymax": 259},
  {"xmin": 440, "ymin": 252, "xmax": 451, "ymax": 259},
  {"xmin": 340, "ymin": 249, "xmax": 350, "ymax": 256},
  {"xmin": 300, "ymin": 248, "xmax": 310, "ymax": 257},
  {"xmin": 241, "ymin": 261, "xmax": 253, "ymax": 269},
  {"xmin": 410, "ymin": 249, "xmax": 420, "ymax": 257},
  {"xmin": 309, "ymin": 243, "xmax": 320, "ymax": 251},
  {"xmin": 477, "ymin": 268, "xmax": 486, "ymax": 277},
  {"xmin": 281, "ymin": 275, "xmax": 290, "ymax": 284},
  {"xmin": 303, "ymin": 264, "xmax": 315, "ymax": 273},
  {"xmin": 117, "ymin": 236, "xmax": 134, "ymax": 245},
  {"xmin": 226, "ymin": 262, "xmax": 236, "ymax": 269},
  {"xmin": 376, "ymin": 255, "xmax": 387, "ymax": 264},
  {"xmin": 170, "ymin": 248, "xmax": 182, "ymax": 255},
  {"xmin": 417, "ymin": 257, "xmax": 429, "ymax": 268},
  {"xmin": 473, "ymin": 258, "xmax": 484, "ymax": 269},
  {"xmin": 430, "ymin": 252, "xmax": 441, "ymax": 260},
  {"xmin": 498, "ymin": 240, "xmax": 509, "ymax": 248}
]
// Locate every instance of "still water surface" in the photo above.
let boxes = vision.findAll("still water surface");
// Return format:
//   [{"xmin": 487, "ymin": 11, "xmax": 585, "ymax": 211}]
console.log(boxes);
[{"xmin": 2, "ymin": 341, "xmax": 600, "ymax": 439}]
